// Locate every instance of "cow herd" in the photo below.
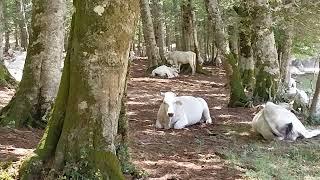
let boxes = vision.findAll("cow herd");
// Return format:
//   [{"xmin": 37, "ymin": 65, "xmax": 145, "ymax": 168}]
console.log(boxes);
[
  {"xmin": 156, "ymin": 92, "xmax": 320, "ymax": 141},
  {"xmin": 129, "ymin": 50, "xmax": 320, "ymax": 141}
]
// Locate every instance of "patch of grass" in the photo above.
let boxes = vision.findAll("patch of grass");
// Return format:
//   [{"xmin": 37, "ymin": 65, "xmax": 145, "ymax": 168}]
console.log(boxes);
[
  {"xmin": 222, "ymin": 140, "xmax": 320, "ymax": 180},
  {"xmin": 0, "ymin": 161, "xmax": 15, "ymax": 180}
]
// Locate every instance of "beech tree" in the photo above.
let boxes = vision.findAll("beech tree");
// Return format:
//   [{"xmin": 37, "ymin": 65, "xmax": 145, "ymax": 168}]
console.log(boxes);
[
  {"xmin": 252, "ymin": 0, "xmax": 279, "ymax": 101},
  {"xmin": 205, "ymin": 0, "xmax": 248, "ymax": 107},
  {"xmin": 0, "ymin": 0, "xmax": 65, "ymax": 127},
  {"xmin": 19, "ymin": 0, "xmax": 139, "ymax": 179},
  {"xmin": 140, "ymin": 0, "xmax": 161, "ymax": 69}
]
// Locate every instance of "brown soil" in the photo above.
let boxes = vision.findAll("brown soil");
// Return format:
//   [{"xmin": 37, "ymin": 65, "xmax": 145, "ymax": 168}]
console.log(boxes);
[{"xmin": 0, "ymin": 58, "xmax": 258, "ymax": 180}]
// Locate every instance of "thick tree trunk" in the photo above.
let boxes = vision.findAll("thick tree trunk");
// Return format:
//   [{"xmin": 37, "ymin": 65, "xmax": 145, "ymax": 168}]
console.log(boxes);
[
  {"xmin": 15, "ymin": 0, "xmax": 29, "ymax": 50},
  {"xmin": 205, "ymin": 0, "xmax": 248, "ymax": 107},
  {"xmin": 0, "ymin": 0, "xmax": 65, "ymax": 128},
  {"xmin": 151, "ymin": 0, "xmax": 166, "ymax": 63},
  {"xmin": 140, "ymin": 0, "xmax": 161, "ymax": 69},
  {"xmin": 235, "ymin": 1, "xmax": 255, "ymax": 90},
  {"xmin": 19, "ymin": 0, "xmax": 139, "ymax": 179},
  {"xmin": 252, "ymin": 0, "xmax": 280, "ymax": 102}
]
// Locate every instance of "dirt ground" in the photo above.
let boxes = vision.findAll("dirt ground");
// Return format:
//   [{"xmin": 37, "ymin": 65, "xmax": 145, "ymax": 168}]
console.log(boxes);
[{"xmin": 0, "ymin": 59, "xmax": 260, "ymax": 179}]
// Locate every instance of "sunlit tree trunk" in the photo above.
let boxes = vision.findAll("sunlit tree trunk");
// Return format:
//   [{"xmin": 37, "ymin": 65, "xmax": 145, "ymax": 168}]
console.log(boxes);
[
  {"xmin": 205, "ymin": 0, "xmax": 248, "ymax": 107},
  {"xmin": 19, "ymin": 0, "xmax": 139, "ymax": 179},
  {"xmin": 0, "ymin": 0, "xmax": 65, "ymax": 128},
  {"xmin": 140, "ymin": 0, "xmax": 161, "ymax": 69},
  {"xmin": 252, "ymin": 0, "xmax": 279, "ymax": 101}
]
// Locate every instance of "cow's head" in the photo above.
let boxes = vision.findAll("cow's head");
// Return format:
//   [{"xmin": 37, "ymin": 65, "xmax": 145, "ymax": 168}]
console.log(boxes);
[{"xmin": 160, "ymin": 92, "xmax": 182, "ymax": 128}]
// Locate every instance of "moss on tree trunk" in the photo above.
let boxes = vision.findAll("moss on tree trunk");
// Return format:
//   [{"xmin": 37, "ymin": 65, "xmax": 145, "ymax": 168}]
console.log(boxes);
[{"xmin": 19, "ymin": 0, "xmax": 139, "ymax": 179}]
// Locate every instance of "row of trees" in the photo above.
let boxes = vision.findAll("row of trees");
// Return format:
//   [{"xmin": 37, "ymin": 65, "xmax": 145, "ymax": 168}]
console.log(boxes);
[{"xmin": 137, "ymin": 0, "xmax": 320, "ymax": 108}]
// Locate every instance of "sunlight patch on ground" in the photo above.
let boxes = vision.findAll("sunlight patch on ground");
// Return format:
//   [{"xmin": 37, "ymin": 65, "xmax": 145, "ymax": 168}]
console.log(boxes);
[{"xmin": 0, "ymin": 145, "xmax": 34, "ymax": 161}]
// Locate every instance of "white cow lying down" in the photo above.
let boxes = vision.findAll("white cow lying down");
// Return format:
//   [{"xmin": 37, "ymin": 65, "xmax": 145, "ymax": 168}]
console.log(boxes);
[
  {"xmin": 252, "ymin": 102, "xmax": 320, "ymax": 141},
  {"xmin": 156, "ymin": 92, "xmax": 212, "ymax": 129},
  {"xmin": 166, "ymin": 51, "xmax": 197, "ymax": 75},
  {"xmin": 151, "ymin": 65, "xmax": 179, "ymax": 79}
]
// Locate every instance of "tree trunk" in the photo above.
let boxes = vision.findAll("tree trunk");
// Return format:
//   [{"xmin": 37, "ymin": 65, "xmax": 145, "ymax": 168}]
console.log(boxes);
[
  {"xmin": 15, "ymin": 0, "xmax": 29, "ymax": 50},
  {"xmin": 228, "ymin": 25, "xmax": 239, "ymax": 59},
  {"xmin": 19, "ymin": 1, "xmax": 139, "ymax": 179},
  {"xmin": 140, "ymin": 0, "xmax": 161, "ymax": 69},
  {"xmin": 173, "ymin": 0, "xmax": 181, "ymax": 51},
  {"xmin": 166, "ymin": 24, "xmax": 171, "ymax": 51},
  {"xmin": 151, "ymin": 0, "xmax": 166, "ymax": 63},
  {"xmin": 14, "ymin": 24, "xmax": 19, "ymax": 48},
  {"xmin": 137, "ymin": 20, "xmax": 143, "ymax": 57},
  {"xmin": 309, "ymin": 60, "xmax": 320, "ymax": 120},
  {"xmin": 181, "ymin": 0, "xmax": 193, "ymax": 51},
  {"xmin": 3, "ymin": 0, "xmax": 10, "ymax": 53},
  {"xmin": 279, "ymin": 0, "xmax": 294, "ymax": 88},
  {"xmin": 205, "ymin": 0, "xmax": 248, "ymax": 107},
  {"xmin": 0, "ymin": 0, "xmax": 65, "ymax": 128},
  {"xmin": 235, "ymin": 1, "xmax": 255, "ymax": 90},
  {"xmin": 252, "ymin": 0, "xmax": 280, "ymax": 102},
  {"xmin": 0, "ymin": 0, "xmax": 16, "ymax": 88}
]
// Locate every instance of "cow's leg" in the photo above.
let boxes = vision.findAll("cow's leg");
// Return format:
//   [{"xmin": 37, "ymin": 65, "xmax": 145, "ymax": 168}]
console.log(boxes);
[
  {"xmin": 173, "ymin": 116, "xmax": 188, "ymax": 129},
  {"xmin": 190, "ymin": 62, "xmax": 196, "ymax": 75}
]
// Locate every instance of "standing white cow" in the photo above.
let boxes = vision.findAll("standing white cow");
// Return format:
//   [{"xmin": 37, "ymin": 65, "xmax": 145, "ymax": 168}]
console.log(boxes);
[
  {"xmin": 156, "ymin": 92, "xmax": 212, "ymax": 129},
  {"xmin": 166, "ymin": 51, "xmax": 197, "ymax": 75},
  {"xmin": 252, "ymin": 102, "xmax": 320, "ymax": 141}
]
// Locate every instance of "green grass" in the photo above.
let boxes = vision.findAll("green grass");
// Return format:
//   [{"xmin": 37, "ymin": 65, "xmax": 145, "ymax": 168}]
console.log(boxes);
[{"xmin": 222, "ymin": 139, "xmax": 320, "ymax": 180}]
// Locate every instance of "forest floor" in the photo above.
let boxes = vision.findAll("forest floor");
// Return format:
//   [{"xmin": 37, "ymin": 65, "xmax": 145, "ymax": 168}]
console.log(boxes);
[{"xmin": 1, "ymin": 58, "xmax": 320, "ymax": 179}]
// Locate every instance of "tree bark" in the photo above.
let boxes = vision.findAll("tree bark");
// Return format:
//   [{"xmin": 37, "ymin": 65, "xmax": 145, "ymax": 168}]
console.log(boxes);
[
  {"xmin": 15, "ymin": 0, "xmax": 29, "ymax": 50},
  {"xmin": 0, "ymin": 0, "xmax": 65, "ymax": 128},
  {"xmin": 310, "ymin": 60, "xmax": 320, "ymax": 119},
  {"xmin": 19, "ymin": 0, "xmax": 139, "ymax": 179},
  {"xmin": 235, "ymin": 1, "xmax": 255, "ymax": 90},
  {"xmin": 151, "ymin": 0, "xmax": 166, "ymax": 63},
  {"xmin": 279, "ymin": 0, "xmax": 294, "ymax": 88},
  {"xmin": 205, "ymin": 0, "xmax": 248, "ymax": 107},
  {"xmin": 0, "ymin": 0, "xmax": 16, "ymax": 88},
  {"xmin": 252, "ymin": 0, "xmax": 280, "ymax": 102},
  {"xmin": 173, "ymin": 0, "xmax": 181, "ymax": 50},
  {"xmin": 3, "ymin": 0, "xmax": 10, "ymax": 53},
  {"xmin": 181, "ymin": 0, "xmax": 193, "ymax": 51},
  {"xmin": 140, "ymin": 0, "xmax": 161, "ymax": 69}
]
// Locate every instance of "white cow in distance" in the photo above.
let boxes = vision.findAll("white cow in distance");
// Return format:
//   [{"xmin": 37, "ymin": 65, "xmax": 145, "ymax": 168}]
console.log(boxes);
[
  {"xmin": 156, "ymin": 92, "xmax": 212, "ymax": 129},
  {"xmin": 165, "ymin": 51, "xmax": 197, "ymax": 75},
  {"xmin": 252, "ymin": 102, "xmax": 320, "ymax": 141},
  {"xmin": 151, "ymin": 65, "xmax": 179, "ymax": 79}
]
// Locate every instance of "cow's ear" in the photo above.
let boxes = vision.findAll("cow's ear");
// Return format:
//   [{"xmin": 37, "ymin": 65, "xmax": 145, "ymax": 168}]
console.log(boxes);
[
  {"xmin": 160, "ymin": 92, "xmax": 165, "ymax": 97},
  {"xmin": 175, "ymin": 100, "xmax": 182, "ymax": 105}
]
